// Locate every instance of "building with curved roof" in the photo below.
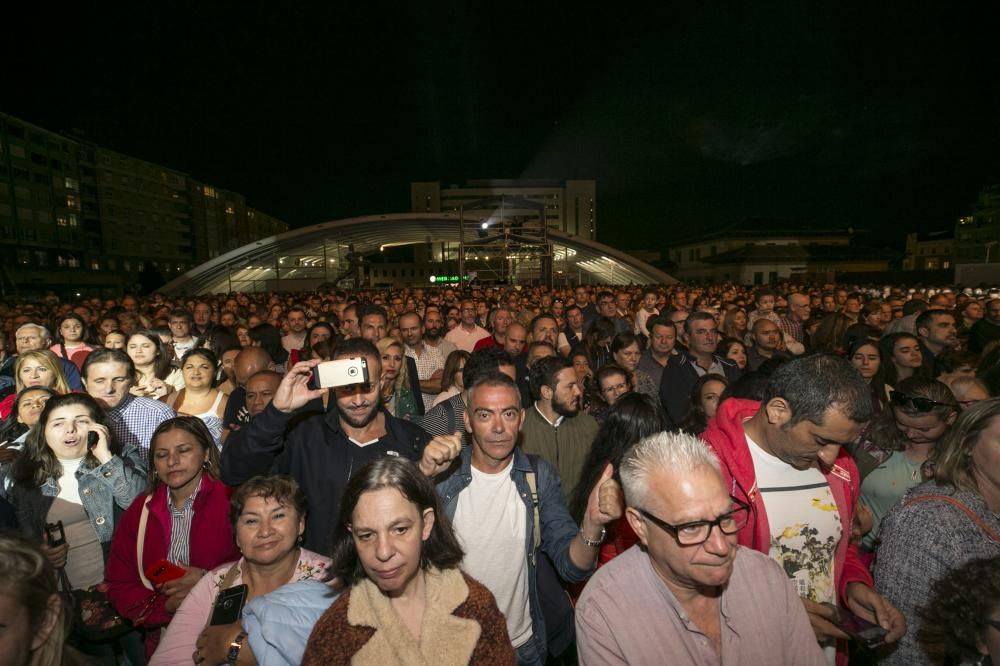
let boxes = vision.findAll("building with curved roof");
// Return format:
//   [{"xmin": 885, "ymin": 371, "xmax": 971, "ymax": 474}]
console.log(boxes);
[{"xmin": 160, "ymin": 213, "xmax": 674, "ymax": 295}]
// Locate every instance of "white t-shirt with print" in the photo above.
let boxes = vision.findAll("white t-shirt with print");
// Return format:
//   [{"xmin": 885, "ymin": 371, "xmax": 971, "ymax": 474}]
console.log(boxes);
[{"xmin": 746, "ymin": 431, "xmax": 841, "ymax": 664}]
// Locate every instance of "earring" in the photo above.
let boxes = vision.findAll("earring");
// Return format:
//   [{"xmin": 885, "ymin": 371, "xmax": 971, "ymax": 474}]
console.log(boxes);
[{"xmin": 202, "ymin": 461, "xmax": 211, "ymax": 471}]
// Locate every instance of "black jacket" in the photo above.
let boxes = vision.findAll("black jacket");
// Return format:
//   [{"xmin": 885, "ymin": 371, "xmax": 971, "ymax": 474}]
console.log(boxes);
[
  {"xmin": 659, "ymin": 350, "xmax": 741, "ymax": 429},
  {"xmin": 221, "ymin": 403, "xmax": 431, "ymax": 554}
]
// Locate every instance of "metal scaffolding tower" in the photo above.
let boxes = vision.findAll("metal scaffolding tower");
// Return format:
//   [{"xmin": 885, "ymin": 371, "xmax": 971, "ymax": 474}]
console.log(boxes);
[{"xmin": 457, "ymin": 195, "xmax": 552, "ymax": 286}]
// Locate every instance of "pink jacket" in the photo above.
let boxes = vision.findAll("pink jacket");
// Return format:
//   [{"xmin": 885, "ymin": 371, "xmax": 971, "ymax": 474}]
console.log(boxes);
[
  {"xmin": 104, "ymin": 476, "xmax": 240, "ymax": 657},
  {"xmin": 702, "ymin": 399, "xmax": 874, "ymax": 666},
  {"xmin": 702, "ymin": 399, "xmax": 874, "ymax": 597}
]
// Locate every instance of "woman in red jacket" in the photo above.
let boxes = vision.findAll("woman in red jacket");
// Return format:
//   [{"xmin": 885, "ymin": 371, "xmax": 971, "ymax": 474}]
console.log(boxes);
[{"xmin": 104, "ymin": 416, "xmax": 240, "ymax": 658}]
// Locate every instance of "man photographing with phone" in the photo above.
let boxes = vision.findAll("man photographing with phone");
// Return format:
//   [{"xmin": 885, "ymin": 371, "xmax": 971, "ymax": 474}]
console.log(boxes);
[{"xmin": 222, "ymin": 338, "xmax": 459, "ymax": 554}]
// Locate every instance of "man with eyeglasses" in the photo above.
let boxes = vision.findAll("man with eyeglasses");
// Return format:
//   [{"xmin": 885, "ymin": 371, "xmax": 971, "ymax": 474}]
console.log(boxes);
[
  {"xmin": 596, "ymin": 290, "xmax": 631, "ymax": 336},
  {"xmin": 702, "ymin": 354, "xmax": 907, "ymax": 663},
  {"xmin": 577, "ymin": 430, "xmax": 825, "ymax": 665}
]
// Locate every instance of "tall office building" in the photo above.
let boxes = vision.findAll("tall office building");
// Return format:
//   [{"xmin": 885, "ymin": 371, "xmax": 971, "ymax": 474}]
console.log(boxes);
[
  {"xmin": 0, "ymin": 111, "xmax": 286, "ymax": 296},
  {"xmin": 411, "ymin": 179, "xmax": 596, "ymax": 240}
]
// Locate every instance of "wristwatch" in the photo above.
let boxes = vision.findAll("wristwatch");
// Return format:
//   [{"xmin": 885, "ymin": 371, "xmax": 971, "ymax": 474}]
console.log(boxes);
[
  {"xmin": 580, "ymin": 526, "xmax": 606, "ymax": 548},
  {"xmin": 226, "ymin": 631, "xmax": 247, "ymax": 665}
]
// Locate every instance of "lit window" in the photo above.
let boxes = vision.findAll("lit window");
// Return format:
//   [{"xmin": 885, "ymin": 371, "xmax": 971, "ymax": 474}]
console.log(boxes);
[
  {"xmin": 64, "ymin": 176, "xmax": 79, "ymax": 191},
  {"xmin": 56, "ymin": 215, "xmax": 68, "ymax": 227}
]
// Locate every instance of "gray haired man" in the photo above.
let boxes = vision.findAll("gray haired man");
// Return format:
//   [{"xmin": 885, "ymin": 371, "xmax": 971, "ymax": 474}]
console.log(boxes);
[{"xmin": 576, "ymin": 431, "xmax": 826, "ymax": 665}]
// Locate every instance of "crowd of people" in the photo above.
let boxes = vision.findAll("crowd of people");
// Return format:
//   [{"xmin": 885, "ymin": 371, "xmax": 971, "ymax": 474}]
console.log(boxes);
[{"xmin": 0, "ymin": 281, "xmax": 998, "ymax": 666}]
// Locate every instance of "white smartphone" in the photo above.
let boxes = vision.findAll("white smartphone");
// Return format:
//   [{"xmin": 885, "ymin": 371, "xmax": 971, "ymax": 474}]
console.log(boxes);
[{"xmin": 314, "ymin": 357, "xmax": 370, "ymax": 389}]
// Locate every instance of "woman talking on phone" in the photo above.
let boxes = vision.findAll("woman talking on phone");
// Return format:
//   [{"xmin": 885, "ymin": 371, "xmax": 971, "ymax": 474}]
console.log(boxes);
[
  {"xmin": 1, "ymin": 393, "xmax": 146, "ymax": 660},
  {"xmin": 104, "ymin": 417, "xmax": 240, "ymax": 659},
  {"xmin": 150, "ymin": 475, "xmax": 330, "ymax": 666}
]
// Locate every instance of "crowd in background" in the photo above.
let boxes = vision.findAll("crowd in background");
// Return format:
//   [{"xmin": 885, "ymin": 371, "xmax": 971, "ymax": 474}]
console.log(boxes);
[{"xmin": 0, "ymin": 280, "xmax": 998, "ymax": 666}]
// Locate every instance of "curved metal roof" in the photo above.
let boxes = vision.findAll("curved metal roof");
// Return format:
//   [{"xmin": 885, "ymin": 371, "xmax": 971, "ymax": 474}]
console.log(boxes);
[{"xmin": 160, "ymin": 213, "xmax": 675, "ymax": 295}]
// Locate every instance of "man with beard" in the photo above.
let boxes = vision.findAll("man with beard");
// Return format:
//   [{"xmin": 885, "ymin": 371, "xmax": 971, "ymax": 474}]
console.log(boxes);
[
  {"xmin": 220, "ymin": 338, "xmax": 460, "ymax": 554},
  {"xmin": 915, "ymin": 309, "xmax": 959, "ymax": 377},
  {"xmin": 520, "ymin": 356, "xmax": 599, "ymax": 502},
  {"xmin": 421, "ymin": 306, "xmax": 457, "ymax": 360}
]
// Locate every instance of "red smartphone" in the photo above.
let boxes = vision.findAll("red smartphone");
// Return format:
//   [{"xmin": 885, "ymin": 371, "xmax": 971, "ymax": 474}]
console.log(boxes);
[{"xmin": 145, "ymin": 559, "xmax": 187, "ymax": 586}]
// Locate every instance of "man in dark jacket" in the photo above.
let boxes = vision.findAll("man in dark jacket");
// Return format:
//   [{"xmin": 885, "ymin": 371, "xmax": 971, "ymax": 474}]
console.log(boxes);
[
  {"xmin": 221, "ymin": 338, "xmax": 460, "ymax": 554},
  {"xmin": 659, "ymin": 311, "xmax": 741, "ymax": 429}
]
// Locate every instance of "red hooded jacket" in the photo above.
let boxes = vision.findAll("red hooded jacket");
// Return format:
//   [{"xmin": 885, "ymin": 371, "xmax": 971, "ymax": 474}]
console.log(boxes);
[
  {"xmin": 104, "ymin": 475, "xmax": 240, "ymax": 657},
  {"xmin": 702, "ymin": 398, "xmax": 874, "ymax": 604}
]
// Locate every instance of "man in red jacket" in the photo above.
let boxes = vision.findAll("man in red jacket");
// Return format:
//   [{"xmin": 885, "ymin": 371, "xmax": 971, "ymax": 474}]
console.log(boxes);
[{"xmin": 702, "ymin": 354, "xmax": 906, "ymax": 664}]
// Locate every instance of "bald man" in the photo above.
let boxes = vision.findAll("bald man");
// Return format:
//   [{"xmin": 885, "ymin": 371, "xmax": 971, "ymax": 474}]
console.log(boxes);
[
  {"xmin": 245, "ymin": 370, "xmax": 283, "ymax": 419},
  {"xmin": 223, "ymin": 347, "xmax": 274, "ymax": 432}
]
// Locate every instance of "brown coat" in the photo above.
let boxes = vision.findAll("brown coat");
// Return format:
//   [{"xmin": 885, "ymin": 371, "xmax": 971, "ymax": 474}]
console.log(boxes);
[{"xmin": 302, "ymin": 567, "xmax": 514, "ymax": 666}]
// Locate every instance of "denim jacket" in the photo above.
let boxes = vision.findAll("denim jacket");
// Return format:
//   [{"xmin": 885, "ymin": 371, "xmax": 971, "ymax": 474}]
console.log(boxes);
[
  {"xmin": 6, "ymin": 445, "xmax": 147, "ymax": 547},
  {"xmin": 435, "ymin": 446, "xmax": 592, "ymax": 656}
]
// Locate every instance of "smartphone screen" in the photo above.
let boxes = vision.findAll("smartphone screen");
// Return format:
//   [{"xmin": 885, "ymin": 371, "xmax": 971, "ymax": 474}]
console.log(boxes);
[
  {"xmin": 837, "ymin": 608, "xmax": 887, "ymax": 648},
  {"xmin": 209, "ymin": 584, "xmax": 248, "ymax": 625}
]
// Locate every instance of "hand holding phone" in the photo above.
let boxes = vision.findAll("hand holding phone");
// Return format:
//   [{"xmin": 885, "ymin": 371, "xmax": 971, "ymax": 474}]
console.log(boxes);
[
  {"xmin": 314, "ymin": 357, "xmax": 369, "ymax": 389},
  {"xmin": 145, "ymin": 559, "xmax": 187, "ymax": 587},
  {"xmin": 831, "ymin": 605, "xmax": 888, "ymax": 649},
  {"xmin": 84, "ymin": 424, "xmax": 113, "ymax": 464},
  {"xmin": 45, "ymin": 521, "xmax": 66, "ymax": 547}
]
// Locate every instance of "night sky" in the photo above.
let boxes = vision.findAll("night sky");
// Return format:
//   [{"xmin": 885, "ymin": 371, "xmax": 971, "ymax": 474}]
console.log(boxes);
[{"xmin": 4, "ymin": 2, "xmax": 998, "ymax": 252}]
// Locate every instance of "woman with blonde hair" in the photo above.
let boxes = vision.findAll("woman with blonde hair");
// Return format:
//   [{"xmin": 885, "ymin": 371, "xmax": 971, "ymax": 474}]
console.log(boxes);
[
  {"xmin": 375, "ymin": 337, "xmax": 419, "ymax": 420},
  {"xmin": 0, "ymin": 351, "xmax": 70, "ymax": 420}
]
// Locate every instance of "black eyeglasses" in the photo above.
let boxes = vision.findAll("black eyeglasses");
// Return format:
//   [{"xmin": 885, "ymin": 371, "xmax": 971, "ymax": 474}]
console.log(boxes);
[
  {"xmin": 637, "ymin": 497, "xmax": 751, "ymax": 546},
  {"xmin": 889, "ymin": 391, "xmax": 956, "ymax": 413}
]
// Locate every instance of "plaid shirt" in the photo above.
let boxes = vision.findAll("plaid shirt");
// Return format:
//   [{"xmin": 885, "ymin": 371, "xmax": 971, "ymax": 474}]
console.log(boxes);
[
  {"xmin": 406, "ymin": 342, "xmax": 445, "ymax": 411},
  {"xmin": 777, "ymin": 315, "xmax": 805, "ymax": 345},
  {"xmin": 106, "ymin": 394, "xmax": 175, "ymax": 466}
]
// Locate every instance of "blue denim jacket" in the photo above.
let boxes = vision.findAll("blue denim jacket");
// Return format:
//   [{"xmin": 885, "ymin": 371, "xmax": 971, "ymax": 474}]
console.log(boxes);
[
  {"xmin": 435, "ymin": 446, "xmax": 593, "ymax": 656},
  {"xmin": 7, "ymin": 445, "xmax": 147, "ymax": 545}
]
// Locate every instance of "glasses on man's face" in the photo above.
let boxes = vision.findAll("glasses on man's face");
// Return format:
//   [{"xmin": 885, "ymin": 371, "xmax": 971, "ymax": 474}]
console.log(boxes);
[
  {"xmin": 638, "ymin": 497, "xmax": 751, "ymax": 546},
  {"xmin": 889, "ymin": 391, "xmax": 955, "ymax": 413}
]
